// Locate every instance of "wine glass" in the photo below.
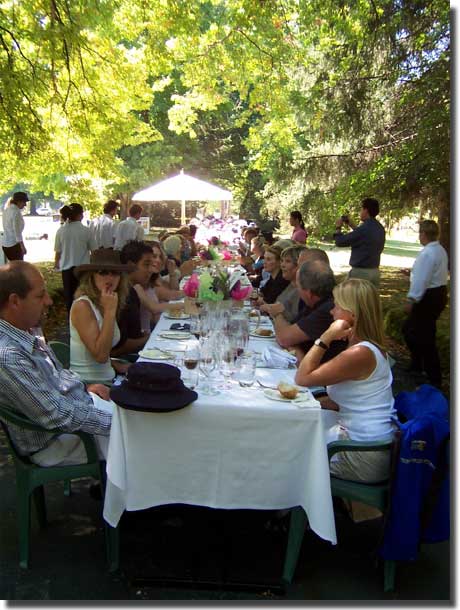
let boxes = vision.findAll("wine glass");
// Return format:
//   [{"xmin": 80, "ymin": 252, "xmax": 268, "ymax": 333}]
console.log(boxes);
[
  {"xmin": 190, "ymin": 315, "xmax": 201, "ymax": 340},
  {"xmin": 199, "ymin": 340, "xmax": 219, "ymax": 396},
  {"xmin": 181, "ymin": 346, "xmax": 199, "ymax": 390},
  {"xmin": 219, "ymin": 337, "xmax": 235, "ymax": 389}
]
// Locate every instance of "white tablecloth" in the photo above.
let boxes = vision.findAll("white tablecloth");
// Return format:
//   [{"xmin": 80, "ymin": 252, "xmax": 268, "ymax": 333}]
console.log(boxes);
[{"xmin": 103, "ymin": 310, "xmax": 337, "ymax": 545}]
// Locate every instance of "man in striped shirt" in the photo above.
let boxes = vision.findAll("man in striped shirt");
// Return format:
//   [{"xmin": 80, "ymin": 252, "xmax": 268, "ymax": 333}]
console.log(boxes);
[{"xmin": 0, "ymin": 261, "xmax": 114, "ymax": 466}]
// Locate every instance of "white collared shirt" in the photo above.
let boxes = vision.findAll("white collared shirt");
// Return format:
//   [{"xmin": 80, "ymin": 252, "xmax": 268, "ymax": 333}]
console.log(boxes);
[
  {"xmin": 408, "ymin": 241, "xmax": 448, "ymax": 302},
  {"xmin": 55, "ymin": 221, "xmax": 97, "ymax": 270},
  {"xmin": 89, "ymin": 213, "xmax": 117, "ymax": 248},
  {"xmin": 2, "ymin": 203, "xmax": 25, "ymax": 246},
  {"xmin": 114, "ymin": 217, "xmax": 145, "ymax": 250}
]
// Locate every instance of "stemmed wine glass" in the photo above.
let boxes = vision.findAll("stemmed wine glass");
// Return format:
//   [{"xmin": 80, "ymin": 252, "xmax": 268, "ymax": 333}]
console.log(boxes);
[
  {"xmin": 219, "ymin": 337, "xmax": 235, "ymax": 389},
  {"xmin": 182, "ymin": 345, "xmax": 199, "ymax": 389},
  {"xmin": 199, "ymin": 339, "xmax": 219, "ymax": 395}
]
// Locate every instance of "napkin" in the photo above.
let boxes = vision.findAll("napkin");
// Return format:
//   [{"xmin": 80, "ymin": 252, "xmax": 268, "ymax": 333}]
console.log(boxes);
[
  {"xmin": 259, "ymin": 345, "xmax": 297, "ymax": 369},
  {"xmin": 170, "ymin": 323, "xmax": 191, "ymax": 331}
]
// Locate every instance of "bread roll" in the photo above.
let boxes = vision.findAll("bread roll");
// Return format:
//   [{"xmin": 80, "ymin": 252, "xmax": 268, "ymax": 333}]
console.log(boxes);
[
  {"xmin": 255, "ymin": 327, "xmax": 272, "ymax": 336},
  {"xmin": 277, "ymin": 382, "xmax": 299, "ymax": 399}
]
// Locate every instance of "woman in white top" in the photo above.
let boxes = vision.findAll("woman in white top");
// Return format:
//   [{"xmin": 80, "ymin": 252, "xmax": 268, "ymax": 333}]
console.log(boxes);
[
  {"xmin": 2, "ymin": 191, "xmax": 29, "ymax": 261},
  {"xmin": 295, "ymin": 278, "xmax": 396, "ymax": 482},
  {"xmin": 70, "ymin": 249, "xmax": 132, "ymax": 383}
]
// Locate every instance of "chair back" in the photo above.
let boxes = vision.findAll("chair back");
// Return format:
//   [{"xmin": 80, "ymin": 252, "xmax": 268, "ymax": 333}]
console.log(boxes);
[{"xmin": 48, "ymin": 341, "xmax": 70, "ymax": 369}]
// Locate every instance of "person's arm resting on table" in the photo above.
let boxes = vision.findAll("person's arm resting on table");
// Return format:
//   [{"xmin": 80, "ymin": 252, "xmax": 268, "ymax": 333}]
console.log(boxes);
[
  {"xmin": 0, "ymin": 350, "xmax": 111, "ymax": 435},
  {"xmin": 294, "ymin": 320, "xmax": 374, "ymax": 388},
  {"xmin": 266, "ymin": 303, "xmax": 310, "ymax": 349}
]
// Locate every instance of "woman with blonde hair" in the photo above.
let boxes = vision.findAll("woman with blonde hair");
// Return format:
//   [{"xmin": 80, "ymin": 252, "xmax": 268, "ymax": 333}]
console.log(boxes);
[
  {"xmin": 70, "ymin": 249, "xmax": 132, "ymax": 383},
  {"xmin": 295, "ymin": 278, "xmax": 396, "ymax": 482}
]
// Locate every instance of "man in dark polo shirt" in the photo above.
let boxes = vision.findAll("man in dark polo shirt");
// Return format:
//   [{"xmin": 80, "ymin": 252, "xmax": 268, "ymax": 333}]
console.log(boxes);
[
  {"xmin": 269, "ymin": 259, "xmax": 346, "ymax": 362},
  {"xmin": 110, "ymin": 240, "xmax": 152, "ymax": 359},
  {"xmin": 333, "ymin": 197, "xmax": 385, "ymax": 288}
]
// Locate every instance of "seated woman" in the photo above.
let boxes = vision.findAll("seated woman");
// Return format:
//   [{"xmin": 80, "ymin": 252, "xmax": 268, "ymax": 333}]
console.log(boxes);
[
  {"xmin": 258, "ymin": 245, "xmax": 290, "ymax": 304},
  {"xmin": 295, "ymin": 278, "xmax": 396, "ymax": 483},
  {"xmin": 261, "ymin": 244, "xmax": 307, "ymax": 322},
  {"xmin": 70, "ymin": 249, "xmax": 132, "ymax": 384},
  {"xmin": 133, "ymin": 241, "xmax": 185, "ymax": 333}
]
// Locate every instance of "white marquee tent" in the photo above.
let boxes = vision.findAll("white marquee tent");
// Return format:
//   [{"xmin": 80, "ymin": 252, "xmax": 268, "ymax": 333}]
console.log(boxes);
[{"xmin": 132, "ymin": 169, "xmax": 233, "ymax": 225}]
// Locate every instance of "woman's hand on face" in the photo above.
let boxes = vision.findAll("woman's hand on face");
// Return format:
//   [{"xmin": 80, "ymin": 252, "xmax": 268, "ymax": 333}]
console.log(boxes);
[
  {"xmin": 100, "ymin": 285, "xmax": 118, "ymax": 314},
  {"xmin": 166, "ymin": 258, "xmax": 177, "ymax": 275},
  {"xmin": 322, "ymin": 319, "xmax": 353, "ymax": 343}
]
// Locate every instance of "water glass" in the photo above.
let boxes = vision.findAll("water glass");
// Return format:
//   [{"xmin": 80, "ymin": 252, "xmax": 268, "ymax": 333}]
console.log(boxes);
[{"xmin": 235, "ymin": 351, "xmax": 257, "ymax": 387}]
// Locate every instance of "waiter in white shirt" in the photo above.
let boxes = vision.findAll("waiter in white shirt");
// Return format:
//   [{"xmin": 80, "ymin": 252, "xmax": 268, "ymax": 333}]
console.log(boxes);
[
  {"xmin": 54, "ymin": 203, "xmax": 97, "ymax": 313},
  {"xmin": 402, "ymin": 219, "xmax": 448, "ymax": 388},
  {"xmin": 89, "ymin": 199, "xmax": 119, "ymax": 249},
  {"xmin": 114, "ymin": 204, "xmax": 145, "ymax": 250},
  {"xmin": 2, "ymin": 191, "xmax": 29, "ymax": 261}
]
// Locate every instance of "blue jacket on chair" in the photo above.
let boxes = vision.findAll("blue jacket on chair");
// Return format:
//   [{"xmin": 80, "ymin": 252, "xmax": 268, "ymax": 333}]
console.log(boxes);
[{"xmin": 379, "ymin": 384, "xmax": 450, "ymax": 561}]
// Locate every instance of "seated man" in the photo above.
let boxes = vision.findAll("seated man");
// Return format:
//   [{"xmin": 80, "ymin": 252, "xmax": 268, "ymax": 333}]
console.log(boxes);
[
  {"xmin": 267, "ymin": 259, "xmax": 346, "ymax": 362},
  {"xmin": 0, "ymin": 261, "xmax": 113, "ymax": 467},
  {"xmin": 111, "ymin": 240, "xmax": 154, "ymax": 359}
]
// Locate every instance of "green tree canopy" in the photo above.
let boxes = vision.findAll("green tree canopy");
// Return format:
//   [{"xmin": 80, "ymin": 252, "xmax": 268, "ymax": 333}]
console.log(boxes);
[{"xmin": 0, "ymin": 0, "xmax": 450, "ymax": 251}]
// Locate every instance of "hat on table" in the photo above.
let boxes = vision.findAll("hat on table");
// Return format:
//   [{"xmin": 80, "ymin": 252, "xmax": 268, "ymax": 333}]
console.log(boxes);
[
  {"xmin": 110, "ymin": 362, "xmax": 198, "ymax": 413},
  {"xmin": 74, "ymin": 248, "xmax": 134, "ymax": 278}
]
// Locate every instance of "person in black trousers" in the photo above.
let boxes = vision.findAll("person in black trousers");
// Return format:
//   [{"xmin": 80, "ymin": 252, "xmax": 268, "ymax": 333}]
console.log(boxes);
[{"xmin": 402, "ymin": 220, "xmax": 448, "ymax": 388}]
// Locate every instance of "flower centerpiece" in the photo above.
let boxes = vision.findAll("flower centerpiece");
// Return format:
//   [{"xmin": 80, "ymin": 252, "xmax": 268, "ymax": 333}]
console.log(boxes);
[{"xmin": 183, "ymin": 267, "xmax": 252, "ymax": 303}]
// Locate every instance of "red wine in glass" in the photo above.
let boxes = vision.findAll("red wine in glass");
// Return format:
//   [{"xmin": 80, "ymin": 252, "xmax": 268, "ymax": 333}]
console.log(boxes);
[{"xmin": 184, "ymin": 359, "xmax": 198, "ymax": 370}]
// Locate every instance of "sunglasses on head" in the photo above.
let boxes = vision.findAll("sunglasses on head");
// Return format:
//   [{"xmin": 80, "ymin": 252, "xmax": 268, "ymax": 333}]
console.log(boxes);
[{"xmin": 96, "ymin": 270, "xmax": 121, "ymax": 276}]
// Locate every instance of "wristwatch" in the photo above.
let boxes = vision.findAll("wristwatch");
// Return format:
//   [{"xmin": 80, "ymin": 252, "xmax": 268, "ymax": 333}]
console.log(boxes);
[{"xmin": 314, "ymin": 338, "xmax": 329, "ymax": 350}]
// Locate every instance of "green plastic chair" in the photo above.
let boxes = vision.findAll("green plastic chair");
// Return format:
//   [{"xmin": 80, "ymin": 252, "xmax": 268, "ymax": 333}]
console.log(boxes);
[
  {"xmin": 0, "ymin": 403, "xmax": 118, "ymax": 570},
  {"xmin": 48, "ymin": 340, "xmax": 70, "ymax": 369},
  {"xmin": 282, "ymin": 439, "xmax": 396, "ymax": 592}
]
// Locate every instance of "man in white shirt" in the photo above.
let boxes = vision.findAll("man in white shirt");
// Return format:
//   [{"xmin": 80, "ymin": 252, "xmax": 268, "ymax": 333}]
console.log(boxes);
[
  {"xmin": 2, "ymin": 191, "xmax": 29, "ymax": 261},
  {"xmin": 54, "ymin": 203, "xmax": 97, "ymax": 312},
  {"xmin": 114, "ymin": 204, "xmax": 145, "ymax": 250},
  {"xmin": 402, "ymin": 220, "xmax": 448, "ymax": 388},
  {"xmin": 89, "ymin": 199, "xmax": 119, "ymax": 249}
]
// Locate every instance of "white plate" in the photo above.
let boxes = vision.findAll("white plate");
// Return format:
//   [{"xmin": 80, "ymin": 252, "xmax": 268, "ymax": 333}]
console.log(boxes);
[
  {"xmin": 139, "ymin": 348, "xmax": 174, "ymax": 361},
  {"xmin": 263, "ymin": 388, "xmax": 320, "ymax": 408},
  {"xmin": 159, "ymin": 331, "xmax": 192, "ymax": 340},
  {"xmin": 250, "ymin": 329, "xmax": 275, "ymax": 338},
  {"xmin": 164, "ymin": 313, "xmax": 190, "ymax": 320}
]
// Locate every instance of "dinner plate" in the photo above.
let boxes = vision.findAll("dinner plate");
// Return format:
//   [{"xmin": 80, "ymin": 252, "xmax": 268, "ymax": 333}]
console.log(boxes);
[
  {"xmin": 164, "ymin": 312, "xmax": 190, "ymax": 320},
  {"xmin": 263, "ymin": 388, "xmax": 320, "ymax": 408},
  {"xmin": 138, "ymin": 348, "xmax": 175, "ymax": 361},
  {"xmin": 159, "ymin": 331, "xmax": 192, "ymax": 340},
  {"xmin": 250, "ymin": 329, "xmax": 275, "ymax": 338}
]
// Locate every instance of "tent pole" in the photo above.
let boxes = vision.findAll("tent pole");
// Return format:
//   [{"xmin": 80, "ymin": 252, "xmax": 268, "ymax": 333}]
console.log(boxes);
[{"xmin": 181, "ymin": 199, "xmax": 186, "ymax": 226}]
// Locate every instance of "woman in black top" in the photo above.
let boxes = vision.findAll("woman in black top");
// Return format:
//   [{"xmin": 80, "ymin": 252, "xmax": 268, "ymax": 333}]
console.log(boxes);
[{"xmin": 259, "ymin": 245, "xmax": 290, "ymax": 304}]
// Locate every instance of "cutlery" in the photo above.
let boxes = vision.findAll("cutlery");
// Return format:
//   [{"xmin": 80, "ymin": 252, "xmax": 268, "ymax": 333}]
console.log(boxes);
[{"xmin": 256, "ymin": 379, "xmax": 307, "ymax": 392}]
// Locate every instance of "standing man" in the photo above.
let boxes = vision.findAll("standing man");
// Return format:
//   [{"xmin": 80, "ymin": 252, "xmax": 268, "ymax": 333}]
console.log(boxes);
[
  {"xmin": 89, "ymin": 199, "xmax": 119, "ymax": 249},
  {"xmin": 2, "ymin": 191, "xmax": 29, "ymax": 261},
  {"xmin": 54, "ymin": 203, "xmax": 96, "ymax": 313},
  {"xmin": 402, "ymin": 220, "xmax": 448, "ymax": 388},
  {"xmin": 114, "ymin": 204, "xmax": 145, "ymax": 250},
  {"xmin": 334, "ymin": 197, "xmax": 385, "ymax": 288}
]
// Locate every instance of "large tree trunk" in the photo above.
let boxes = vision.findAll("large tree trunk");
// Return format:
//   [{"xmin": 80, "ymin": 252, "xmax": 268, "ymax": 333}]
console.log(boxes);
[{"xmin": 117, "ymin": 192, "xmax": 131, "ymax": 220}]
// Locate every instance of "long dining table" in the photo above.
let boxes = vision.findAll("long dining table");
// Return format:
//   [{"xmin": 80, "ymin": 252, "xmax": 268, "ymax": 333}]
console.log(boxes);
[{"xmin": 103, "ymin": 307, "xmax": 338, "ymax": 551}]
